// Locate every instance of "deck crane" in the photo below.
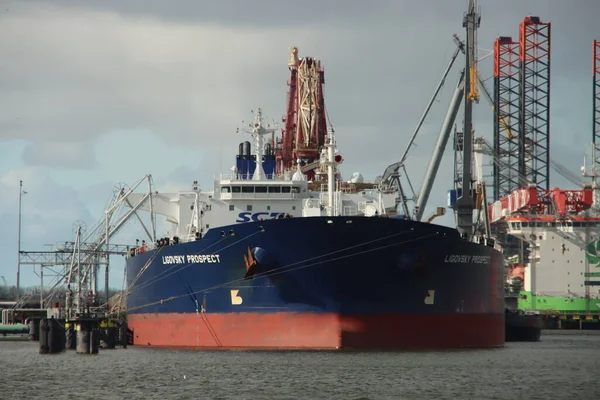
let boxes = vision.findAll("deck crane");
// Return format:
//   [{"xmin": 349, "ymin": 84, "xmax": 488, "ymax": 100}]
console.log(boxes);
[
  {"xmin": 380, "ymin": 0, "xmax": 482, "ymax": 234},
  {"xmin": 381, "ymin": 0, "xmax": 481, "ymax": 234},
  {"xmin": 380, "ymin": 34, "xmax": 465, "ymax": 219},
  {"xmin": 453, "ymin": 0, "xmax": 480, "ymax": 235}
]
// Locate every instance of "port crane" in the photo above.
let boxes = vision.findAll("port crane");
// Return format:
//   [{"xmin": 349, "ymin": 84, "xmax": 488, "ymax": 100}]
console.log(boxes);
[
  {"xmin": 380, "ymin": 0, "xmax": 481, "ymax": 236},
  {"xmin": 275, "ymin": 2, "xmax": 483, "ymax": 231},
  {"xmin": 381, "ymin": 1, "xmax": 581, "ymax": 234}
]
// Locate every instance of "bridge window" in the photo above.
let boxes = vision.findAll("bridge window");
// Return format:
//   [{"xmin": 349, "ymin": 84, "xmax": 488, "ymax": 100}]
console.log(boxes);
[
  {"xmin": 232, "ymin": 186, "xmax": 241, "ymax": 193},
  {"xmin": 242, "ymin": 186, "xmax": 254, "ymax": 193},
  {"xmin": 221, "ymin": 186, "xmax": 231, "ymax": 193},
  {"xmin": 282, "ymin": 187, "xmax": 291, "ymax": 193},
  {"xmin": 292, "ymin": 186, "xmax": 300, "ymax": 193},
  {"xmin": 268, "ymin": 186, "xmax": 281, "ymax": 193},
  {"xmin": 255, "ymin": 186, "xmax": 267, "ymax": 193}
]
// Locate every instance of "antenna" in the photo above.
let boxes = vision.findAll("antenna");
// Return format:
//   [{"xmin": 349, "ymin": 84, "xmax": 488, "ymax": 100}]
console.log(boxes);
[{"xmin": 241, "ymin": 109, "xmax": 277, "ymax": 181}]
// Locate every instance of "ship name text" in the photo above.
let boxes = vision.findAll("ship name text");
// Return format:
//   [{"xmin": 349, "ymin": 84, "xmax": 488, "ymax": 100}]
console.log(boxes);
[
  {"xmin": 444, "ymin": 255, "xmax": 490, "ymax": 264},
  {"xmin": 161, "ymin": 254, "xmax": 221, "ymax": 265}
]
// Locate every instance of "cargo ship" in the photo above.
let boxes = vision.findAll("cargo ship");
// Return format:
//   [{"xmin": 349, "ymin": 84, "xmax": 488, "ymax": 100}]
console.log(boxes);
[
  {"xmin": 124, "ymin": 107, "xmax": 505, "ymax": 349},
  {"xmin": 123, "ymin": 1, "xmax": 506, "ymax": 349},
  {"xmin": 123, "ymin": 111, "xmax": 505, "ymax": 348}
]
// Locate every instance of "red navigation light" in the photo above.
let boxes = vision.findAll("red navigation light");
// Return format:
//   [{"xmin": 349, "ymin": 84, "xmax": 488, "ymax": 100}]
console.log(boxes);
[{"xmin": 335, "ymin": 155, "xmax": 343, "ymax": 163}]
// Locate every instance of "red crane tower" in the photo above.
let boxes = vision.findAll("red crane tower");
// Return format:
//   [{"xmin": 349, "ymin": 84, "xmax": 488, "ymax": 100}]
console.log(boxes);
[
  {"xmin": 493, "ymin": 36, "xmax": 520, "ymax": 201},
  {"xmin": 276, "ymin": 47, "xmax": 328, "ymax": 181},
  {"xmin": 594, "ymin": 39, "xmax": 600, "ymax": 172},
  {"xmin": 518, "ymin": 16, "xmax": 551, "ymax": 190}
]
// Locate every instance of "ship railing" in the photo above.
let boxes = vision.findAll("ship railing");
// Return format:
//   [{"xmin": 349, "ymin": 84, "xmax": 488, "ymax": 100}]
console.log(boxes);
[
  {"xmin": 467, "ymin": 235, "xmax": 501, "ymax": 251},
  {"xmin": 220, "ymin": 192, "xmax": 302, "ymax": 200},
  {"xmin": 218, "ymin": 173, "xmax": 284, "ymax": 181},
  {"xmin": 126, "ymin": 244, "xmax": 148, "ymax": 259},
  {"xmin": 126, "ymin": 233, "xmax": 205, "ymax": 259}
]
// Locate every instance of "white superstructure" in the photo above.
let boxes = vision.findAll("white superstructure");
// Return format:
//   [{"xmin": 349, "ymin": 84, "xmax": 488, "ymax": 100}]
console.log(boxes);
[{"xmin": 126, "ymin": 109, "xmax": 396, "ymax": 244}]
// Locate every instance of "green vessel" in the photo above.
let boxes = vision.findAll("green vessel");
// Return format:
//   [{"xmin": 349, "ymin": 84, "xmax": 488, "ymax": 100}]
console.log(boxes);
[
  {"xmin": 489, "ymin": 184, "xmax": 600, "ymax": 319},
  {"xmin": 518, "ymin": 291, "xmax": 600, "ymax": 314},
  {"xmin": 518, "ymin": 236, "xmax": 600, "ymax": 314}
]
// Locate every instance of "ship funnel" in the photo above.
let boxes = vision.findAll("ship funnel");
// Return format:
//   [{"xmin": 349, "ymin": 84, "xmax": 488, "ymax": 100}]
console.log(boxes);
[{"xmin": 243, "ymin": 141, "xmax": 251, "ymax": 159}]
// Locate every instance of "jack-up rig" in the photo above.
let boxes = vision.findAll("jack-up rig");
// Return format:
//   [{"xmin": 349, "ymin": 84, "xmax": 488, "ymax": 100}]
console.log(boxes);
[
  {"xmin": 483, "ymin": 20, "xmax": 600, "ymax": 327},
  {"xmin": 375, "ymin": 5, "xmax": 599, "ymax": 328},
  {"xmin": 485, "ymin": 22, "xmax": 600, "ymax": 328}
]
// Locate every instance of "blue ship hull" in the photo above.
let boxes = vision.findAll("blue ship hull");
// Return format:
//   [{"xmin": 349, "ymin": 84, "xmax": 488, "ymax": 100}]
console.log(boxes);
[{"xmin": 126, "ymin": 216, "xmax": 505, "ymax": 349}]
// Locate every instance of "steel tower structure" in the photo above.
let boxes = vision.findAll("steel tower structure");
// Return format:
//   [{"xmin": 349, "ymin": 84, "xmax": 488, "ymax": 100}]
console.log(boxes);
[
  {"xmin": 493, "ymin": 36, "xmax": 521, "ymax": 201},
  {"xmin": 276, "ymin": 47, "xmax": 327, "ymax": 181},
  {"xmin": 518, "ymin": 16, "xmax": 551, "ymax": 189},
  {"xmin": 594, "ymin": 40, "xmax": 600, "ymax": 173}
]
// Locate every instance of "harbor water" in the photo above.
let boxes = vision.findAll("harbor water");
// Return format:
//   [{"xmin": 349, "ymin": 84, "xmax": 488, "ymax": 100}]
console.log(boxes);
[{"xmin": 0, "ymin": 331, "xmax": 598, "ymax": 400}]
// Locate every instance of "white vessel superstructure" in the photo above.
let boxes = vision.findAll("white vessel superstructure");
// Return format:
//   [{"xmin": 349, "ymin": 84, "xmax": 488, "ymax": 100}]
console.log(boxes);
[{"xmin": 126, "ymin": 109, "xmax": 396, "ymax": 244}]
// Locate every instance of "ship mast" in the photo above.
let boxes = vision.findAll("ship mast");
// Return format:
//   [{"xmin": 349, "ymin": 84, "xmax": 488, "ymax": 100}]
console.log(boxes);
[
  {"xmin": 324, "ymin": 127, "xmax": 336, "ymax": 216},
  {"xmin": 251, "ymin": 108, "xmax": 276, "ymax": 181}
]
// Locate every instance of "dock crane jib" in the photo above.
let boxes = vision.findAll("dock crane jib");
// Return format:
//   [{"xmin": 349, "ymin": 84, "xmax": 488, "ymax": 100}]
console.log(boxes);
[{"xmin": 383, "ymin": 32, "xmax": 469, "ymax": 220}]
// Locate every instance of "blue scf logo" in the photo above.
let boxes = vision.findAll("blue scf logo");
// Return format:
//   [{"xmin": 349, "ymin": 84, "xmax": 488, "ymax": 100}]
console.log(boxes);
[{"xmin": 236, "ymin": 212, "xmax": 283, "ymax": 223}]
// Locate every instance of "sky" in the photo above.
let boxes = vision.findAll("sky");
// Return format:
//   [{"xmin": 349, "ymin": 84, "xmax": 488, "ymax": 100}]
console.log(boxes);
[{"xmin": 0, "ymin": 0, "xmax": 598, "ymax": 290}]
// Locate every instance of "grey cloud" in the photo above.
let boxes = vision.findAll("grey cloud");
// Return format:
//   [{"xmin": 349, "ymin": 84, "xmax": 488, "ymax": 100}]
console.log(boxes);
[
  {"xmin": 22, "ymin": 141, "xmax": 97, "ymax": 169},
  {"xmin": 13, "ymin": 0, "xmax": 599, "ymax": 32},
  {"xmin": 17, "ymin": 0, "xmax": 401, "ymax": 27},
  {"xmin": 0, "ymin": 3, "xmax": 450, "ymax": 153},
  {"xmin": 0, "ymin": 169, "xmax": 95, "ymax": 285},
  {"xmin": 0, "ymin": 0, "xmax": 597, "ymax": 222}
]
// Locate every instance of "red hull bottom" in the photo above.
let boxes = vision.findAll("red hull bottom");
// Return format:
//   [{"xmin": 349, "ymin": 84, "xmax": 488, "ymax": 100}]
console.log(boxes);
[{"xmin": 128, "ymin": 313, "xmax": 505, "ymax": 349}]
